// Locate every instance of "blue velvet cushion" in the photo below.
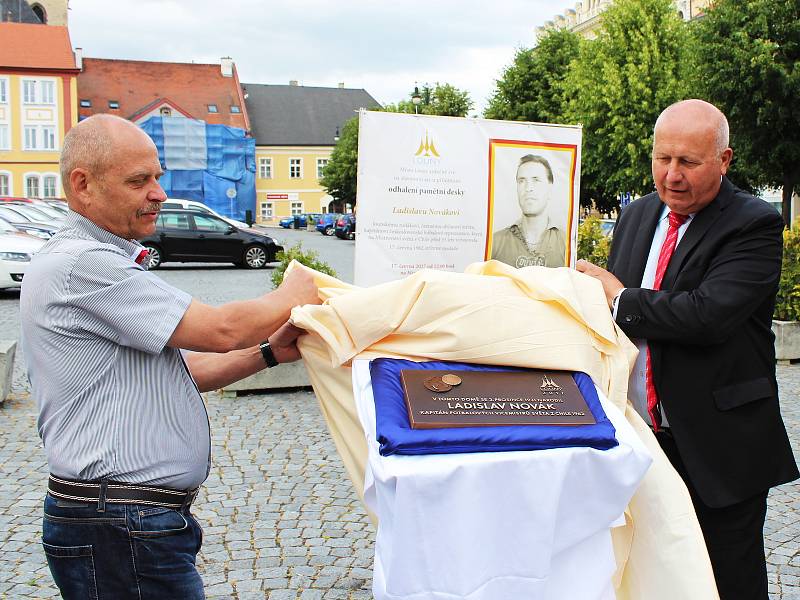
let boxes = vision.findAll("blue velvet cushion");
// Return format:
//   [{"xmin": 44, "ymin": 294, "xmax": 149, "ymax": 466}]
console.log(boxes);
[{"xmin": 369, "ymin": 358, "xmax": 618, "ymax": 456}]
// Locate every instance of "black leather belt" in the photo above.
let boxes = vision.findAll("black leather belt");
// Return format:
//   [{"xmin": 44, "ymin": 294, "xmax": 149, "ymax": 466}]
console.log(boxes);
[{"xmin": 48, "ymin": 475, "xmax": 199, "ymax": 509}]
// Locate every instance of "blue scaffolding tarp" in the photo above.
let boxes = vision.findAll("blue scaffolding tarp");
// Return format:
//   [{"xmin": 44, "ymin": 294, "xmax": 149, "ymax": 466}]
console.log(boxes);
[{"xmin": 139, "ymin": 117, "xmax": 256, "ymax": 221}]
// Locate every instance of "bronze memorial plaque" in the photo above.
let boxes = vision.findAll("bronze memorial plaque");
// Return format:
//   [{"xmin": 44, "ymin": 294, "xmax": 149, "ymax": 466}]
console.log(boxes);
[{"xmin": 399, "ymin": 369, "xmax": 596, "ymax": 429}]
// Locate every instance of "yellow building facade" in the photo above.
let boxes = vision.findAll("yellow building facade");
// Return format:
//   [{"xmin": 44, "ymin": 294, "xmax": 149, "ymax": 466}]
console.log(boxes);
[
  {"xmin": 538, "ymin": 0, "xmax": 714, "ymax": 40},
  {"xmin": 255, "ymin": 146, "xmax": 335, "ymax": 225},
  {"xmin": 244, "ymin": 83, "xmax": 380, "ymax": 224},
  {"xmin": 0, "ymin": 23, "xmax": 78, "ymax": 199}
]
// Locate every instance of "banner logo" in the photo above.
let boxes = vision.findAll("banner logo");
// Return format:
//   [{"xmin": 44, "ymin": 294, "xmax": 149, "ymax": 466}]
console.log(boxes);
[{"xmin": 415, "ymin": 131, "xmax": 440, "ymax": 158}]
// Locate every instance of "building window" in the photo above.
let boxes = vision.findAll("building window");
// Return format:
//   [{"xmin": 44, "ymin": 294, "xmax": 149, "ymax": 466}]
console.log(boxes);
[
  {"xmin": 25, "ymin": 175, "xmax": 40, "ymax": 198},
  {"xmin": 23, "ymin": 80, "xmax": 37, "ymax": 104},
  {"xmin": 24, "ymin": 126, "xmax": 37, "ymax": 150},
  {"xmin": 0, "ymin": 173, "xmax": 9, "ymax": 196},
  {"xmin": 207, "ymin": 104, "xmax": 218, "ymax": 113},
  {"xmin": 260, "ymin": 202, "xmax": 274, "ymax": 219},
  {"xmin": 0, "ymin": 78, "xmax": 7, "ymax": 103},
  {"xmin": 80, "ymin": 99, "xmax": 91, "ymax": 107},
  {"xmin": 230, "ymin": 105, "xmax": 241, "ymax": 114},
  {"xmin": 316, "ymin": 158, "xmax": 329, "ymax": 180},
  {"xmin": 108, "ymin": 100, "xmax": 120, "ymax": 109},
  {"xmin": 160, "ymin": 107, "xmax": 172, "ymax": 117},
  {"xmin": 31, "ymin": 3, "xmax": 46, "ymax": 23},
  {"xmin": 290, "ymin": 201, "xmax": 303, "ymax": 215},
  {"xmin": 41, "ymin": 80, "xmax": 54, "ymax": 105},
  {"xmin": 289, "ymin": 158, "xmax": 302, "ymax": 179},
  {"xmin": 0, "ymin": 125, "xmax": 8, "ymax": 150},
  {"xmin": 42, "ymin": 127, "xmax": 56, "ymax": 150},
  {"xmin": 42, "ymin": 175, "xmax": 57, "ymax": 198},
  {"xmin": 259, "ymin": 158, "xmax": 272, "ymax": 179},
  {"xmin": 23, "ymin": 126, "xmax": 56, "ymax": 151}
]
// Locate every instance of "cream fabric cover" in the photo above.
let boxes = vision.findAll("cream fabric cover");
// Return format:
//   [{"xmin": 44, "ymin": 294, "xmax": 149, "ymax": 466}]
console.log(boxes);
[{"xmin": 288, "ymin": 259, "xmax": 719, "ymax": 600}]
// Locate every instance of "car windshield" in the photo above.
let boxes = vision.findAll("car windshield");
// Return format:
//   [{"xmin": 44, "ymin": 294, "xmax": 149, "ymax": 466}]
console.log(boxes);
[
  {"xmin": 12, "ymin": 204, "xmax": 57, "ymax": 222},
  {"xmin": 0, "ymin": 206, "xmax": 27, "ymax": 222},
  {"xmin": 29, "ymin": 204, "xmax": 64, "ymax": 220},
  {"xmin": 0, "ymin": 217, "xmax": 17, "ymax": 232}
]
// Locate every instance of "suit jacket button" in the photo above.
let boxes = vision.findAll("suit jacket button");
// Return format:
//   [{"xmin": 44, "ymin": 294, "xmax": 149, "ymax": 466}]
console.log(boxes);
[{"xmin": 624, "ymin": 316, "xmax": 633, "ymax": 323}]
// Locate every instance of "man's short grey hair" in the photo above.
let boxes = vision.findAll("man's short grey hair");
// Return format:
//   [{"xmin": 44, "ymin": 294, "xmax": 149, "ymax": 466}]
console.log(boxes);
[
  {"xmin": 517, "ymin": 154, "xmax": 554, "ymax": 184},
  {"xmin": 654, "ymin": 99, "xmax": 730, "ymax": 154},
  {"xmin": 60, "ymin": 114, "xmax": 132, "ymax": 195}
]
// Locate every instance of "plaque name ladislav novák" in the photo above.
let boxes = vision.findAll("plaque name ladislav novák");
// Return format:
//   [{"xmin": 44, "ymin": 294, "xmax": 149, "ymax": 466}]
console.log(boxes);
[{"xmin": 399, "ymin": 369, "xmax": 596, "ymax": 429}]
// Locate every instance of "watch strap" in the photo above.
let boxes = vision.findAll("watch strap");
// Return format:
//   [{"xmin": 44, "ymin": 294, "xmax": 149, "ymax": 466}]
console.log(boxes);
[{"xmin": 259, "ymin": 341, "xmax": 279, "ymax": 368}]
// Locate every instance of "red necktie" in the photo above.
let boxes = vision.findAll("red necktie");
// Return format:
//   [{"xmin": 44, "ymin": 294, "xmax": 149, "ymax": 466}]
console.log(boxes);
[
  {"xmin": 134, "ymin": 249, "xmax": 149, "ymax": 265},
  {"xmin": 646, "ymin": 211, "xmax": 688, "ymax": 431}
]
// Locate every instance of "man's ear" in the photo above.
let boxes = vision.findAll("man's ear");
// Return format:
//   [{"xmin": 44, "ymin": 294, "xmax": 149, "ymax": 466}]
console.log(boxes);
[
  {"xmin": 719, "ymin": 148, "xmax": 733, "ymax": 175},
  {"xmin": 68, "ymin": 168, "xmax": 92, "ymax": 207}
]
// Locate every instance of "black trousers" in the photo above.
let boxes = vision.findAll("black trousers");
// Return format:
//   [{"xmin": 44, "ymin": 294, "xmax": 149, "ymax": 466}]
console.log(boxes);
[{"xmin": 655, "ymin": 429, "xmax": 769, "ymax": 600}]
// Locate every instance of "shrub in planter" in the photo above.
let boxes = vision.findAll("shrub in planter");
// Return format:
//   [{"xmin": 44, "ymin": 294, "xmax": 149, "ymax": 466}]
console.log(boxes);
[
  {"xmin": 271, "ymin": 243, "xmax": 337, "ymax": 288},
  {"xmin": 577, "ymin": 217, "xmax": 611, "ymax": 269},
  {"xmin": 774, "ymin": 220, "xmax": 800, "ymax": 322}
]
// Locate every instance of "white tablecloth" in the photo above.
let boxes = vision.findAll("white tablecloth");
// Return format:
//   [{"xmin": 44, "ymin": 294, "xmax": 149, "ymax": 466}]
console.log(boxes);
[{"xmin": 352, "ymin": 359, "xmax": 652, "ymax": 600}]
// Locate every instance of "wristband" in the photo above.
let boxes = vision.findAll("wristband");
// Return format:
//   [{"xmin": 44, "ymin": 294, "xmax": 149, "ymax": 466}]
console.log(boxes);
[{"xmin": 259, "ymin": 341, "xmax": 279, "ymax": 368}]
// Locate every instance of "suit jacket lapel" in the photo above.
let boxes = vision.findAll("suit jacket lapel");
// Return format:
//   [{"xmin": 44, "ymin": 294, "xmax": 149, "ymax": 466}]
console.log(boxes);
[
  {"xmin": 661, "ymin": 178, "xmax": 732, "ymax": 289},
  {"xmin": 628, "ymin": 196, "xmax": 663, "ymax": 286}
]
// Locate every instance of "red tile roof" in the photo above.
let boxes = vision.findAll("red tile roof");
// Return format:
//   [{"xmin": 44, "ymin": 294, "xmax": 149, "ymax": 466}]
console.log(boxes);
[
  {"xmin": 77, "ymin": 58, "xmax": 250, "ymax": 131},
  {"xmin": 0, "ymin": 22, "xmax": 77, "ymax": 71}
]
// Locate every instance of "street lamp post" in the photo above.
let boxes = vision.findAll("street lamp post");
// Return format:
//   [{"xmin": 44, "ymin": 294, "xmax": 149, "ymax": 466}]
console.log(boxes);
[{"xmin": 411, "ymin": 84, "xmax": 422, "ymax": 114}]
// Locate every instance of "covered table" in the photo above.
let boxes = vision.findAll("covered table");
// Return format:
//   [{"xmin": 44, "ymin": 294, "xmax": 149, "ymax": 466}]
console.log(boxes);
[
  {"xmin": 289, "ymin": 260, "xmax": 720, "ymax": 600},
  {"xmin": 353, "ymin": 359, "xmax": 652, "ymax": 600}
]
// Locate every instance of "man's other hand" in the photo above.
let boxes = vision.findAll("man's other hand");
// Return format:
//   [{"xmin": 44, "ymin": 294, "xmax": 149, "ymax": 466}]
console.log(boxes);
[
  {"xmin": 268, "ymin": 322, "xmax": 306, "ymax": 364},
  {"xmin": 278, "ymin": 268, "xmax": 321, "ymax": 308},
  {"xmin": 576, "ymin": 259, "xmax": 624, "ymax": 308}
]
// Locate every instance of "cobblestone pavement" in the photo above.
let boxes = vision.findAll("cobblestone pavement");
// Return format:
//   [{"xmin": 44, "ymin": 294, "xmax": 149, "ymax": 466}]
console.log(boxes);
[{"xmin": 0, "ymin": 229, "xmax": 798, "ymax": 599}]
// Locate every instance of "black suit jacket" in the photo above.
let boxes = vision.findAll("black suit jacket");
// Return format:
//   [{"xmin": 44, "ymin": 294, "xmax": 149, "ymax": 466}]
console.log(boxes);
[{"xmin": 609, "ymin": 177, "xmax": 798, "ymax": 508}]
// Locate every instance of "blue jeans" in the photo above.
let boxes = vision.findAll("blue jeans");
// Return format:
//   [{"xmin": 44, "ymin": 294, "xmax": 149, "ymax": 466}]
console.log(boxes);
[{"xmin": 42, "ymin": 493, "xmax": 205, "ymax": 599}]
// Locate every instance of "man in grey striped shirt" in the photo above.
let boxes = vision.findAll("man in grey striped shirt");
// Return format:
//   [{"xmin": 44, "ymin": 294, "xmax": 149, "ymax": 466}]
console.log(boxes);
[{"xmin": 20, "ymin": 114, "xmax": 319, "ymax": 599}]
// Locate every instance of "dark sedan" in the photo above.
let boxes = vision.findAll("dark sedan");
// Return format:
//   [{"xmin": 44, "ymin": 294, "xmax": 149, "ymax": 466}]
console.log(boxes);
[
  {"xmin": 334, "ymin": 214, "xmax": 356, "ymax": 240},
  {"xmin": 138, "ymin": 209, "xmax": 283, "ymax": 269}
]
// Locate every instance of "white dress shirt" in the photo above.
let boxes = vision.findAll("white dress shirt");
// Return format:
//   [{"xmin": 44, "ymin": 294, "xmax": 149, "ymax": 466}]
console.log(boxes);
[{"xmin": 615, "ymin": 205, "xmax": 693, "ymax": 427}]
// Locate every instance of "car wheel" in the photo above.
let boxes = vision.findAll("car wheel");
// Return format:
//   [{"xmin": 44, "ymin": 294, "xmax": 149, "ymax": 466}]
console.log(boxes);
[
  {"xmin": 324, "ymin": 226, "xmax": 335, "ymax": 236},
  {"xmin": 144, "ymin": 244, "xmax": 162, "ymax": 269},
  {"xmin": 243, "ymin": 244, "xmax": 268, "ymax": 269},
  {"xmin": 348, "ymin": 230, "xmax": 355, "ymax": 240}
]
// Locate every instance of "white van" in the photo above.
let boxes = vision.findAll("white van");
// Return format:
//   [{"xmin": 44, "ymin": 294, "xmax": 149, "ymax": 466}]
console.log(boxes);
[{"xmin": 161, "ymin": 199, "xmax": 251, "ymax": 230}]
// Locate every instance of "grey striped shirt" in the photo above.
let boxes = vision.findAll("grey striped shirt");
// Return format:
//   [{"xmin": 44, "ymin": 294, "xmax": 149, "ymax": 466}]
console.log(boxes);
[{"xmin": 20, "ymin": 211, "xmax": 211, "ymax": 490}]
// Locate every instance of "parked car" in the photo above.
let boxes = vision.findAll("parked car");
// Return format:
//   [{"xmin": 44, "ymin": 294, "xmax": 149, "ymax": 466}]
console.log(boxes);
[
  {"xmin": 279, "ymin": 213, "xmax": 323, "ymax": 229},
  {"xmin": 315, "ymin": 213, "xmax": 341, "ymax": 236},
  {"xmin": 0, "ymin": 230, "xmax": 45, "ymax": 290},
  {"xmin": 9, "ymin": 201, "xmax": 66, "ymax": 222},
  {"xmin": 3, "ymin": 202, "xmax": 64, "ymax": 226},
  {"xmin": 334, "ymin": 214, "xmax": 356, "ymax": 240},
  {"xmin": 0, "ymin": 215, "xmax": 55, "ymax": 240},
  {"xmin": 160, "ymin": 198, "xmax": 250, "ymax": 230},
  {"xmin": 0, "ymin": 206, "xmax": 60, "ymax": 237},
  {"xmin": 138, "ymin": 209, "xmax": 283, "ymax": 269}
]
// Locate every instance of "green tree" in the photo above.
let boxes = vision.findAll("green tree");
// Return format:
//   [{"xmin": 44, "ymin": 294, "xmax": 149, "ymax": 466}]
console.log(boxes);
[
  {"xmin": 484, "ymin": 28, "xmax": 580, "ymax": 123},
  {"xmin": 690, "ymin": 0, "xmax": 800, "ymax": 226},
  {"xmin": 320, "ymin": 116, "xmax": 359, "ymax": 207},
  {"xmin": 384, "ymin": 83, "xmax": 473, "ymax": 117},
  {"xmin": 563, "ymin": 0, "xmax": 690, "ymax": 212}
]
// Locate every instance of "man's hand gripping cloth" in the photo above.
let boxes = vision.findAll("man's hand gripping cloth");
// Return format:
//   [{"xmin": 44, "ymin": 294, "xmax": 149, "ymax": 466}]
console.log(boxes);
[{"xmin": 287, "ymin": 259, "xmax": 720, "ymax": 600}]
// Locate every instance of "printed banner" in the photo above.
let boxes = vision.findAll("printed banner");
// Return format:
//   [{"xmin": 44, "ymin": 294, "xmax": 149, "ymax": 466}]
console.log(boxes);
[{"xmin": 355, "ymin": 111, "xmax": 581, "ymax": 286}]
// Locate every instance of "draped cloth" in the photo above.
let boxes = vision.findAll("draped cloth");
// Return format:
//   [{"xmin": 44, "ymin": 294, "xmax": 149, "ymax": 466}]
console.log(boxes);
[{"xmin": 288, "ymin": 259, "xmax": 719, "ymax": 600}]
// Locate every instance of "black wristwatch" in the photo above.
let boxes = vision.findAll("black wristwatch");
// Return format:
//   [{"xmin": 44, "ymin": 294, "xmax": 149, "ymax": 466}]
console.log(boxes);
[{"xmin": 259, "ymin": 341, "xmax": 279, "ymax": 368}]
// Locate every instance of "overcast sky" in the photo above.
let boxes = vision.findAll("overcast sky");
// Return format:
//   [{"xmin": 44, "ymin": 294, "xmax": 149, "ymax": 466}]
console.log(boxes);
[{"xmin": 67, "ymin": 0, "xmax": 559, "ymax": 114}]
